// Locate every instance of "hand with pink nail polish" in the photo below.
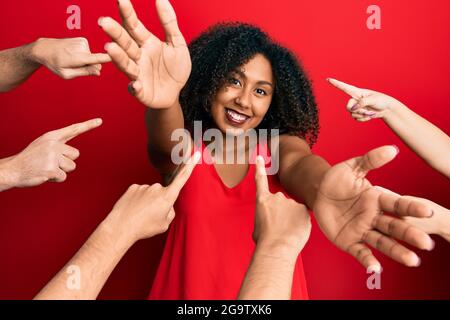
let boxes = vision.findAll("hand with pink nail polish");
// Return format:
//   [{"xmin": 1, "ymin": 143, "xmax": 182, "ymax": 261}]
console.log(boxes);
[
  {"xmin": 327, "ymin": 78, "xmax": 402, "ymax": 122},
  {"xmin": 327, "ymin": 77, "xmax": 450, "ymax": 177},
  {"xmin": 98, "ymin": 0, "xmax": 191, "ymax": 109}
]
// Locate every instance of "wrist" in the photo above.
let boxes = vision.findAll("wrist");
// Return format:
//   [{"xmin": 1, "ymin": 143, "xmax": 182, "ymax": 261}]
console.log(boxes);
[
  {"xmin": 147, "ymin": 95, "xmax": 181, "ymax": 110},
  {"xmin": 381, "ymin": 99, "xmax": 407, "ymax": 122},
  {"xmin": 100, "ymin": 212, "xmax": 137, "ymax": 250},
  {"xmin": 255, "ymin": 239, "xmax": 301, "ymax": 261},
  {"xmin": 0, "ymin": 157, "xmax": 19, "ymax": 191},
  {"xmin": 29, "ymin": 38, "xmax": 49, "ymax": 66}
]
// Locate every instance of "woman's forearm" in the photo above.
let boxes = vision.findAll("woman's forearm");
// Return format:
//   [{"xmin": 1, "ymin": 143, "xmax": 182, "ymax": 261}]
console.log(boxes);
[
  {"xmin": 145, "ymin": 100, "xmax": 187, "ymax": 175},
  {"xmin": 383, "ymin": 102, "xmax": 450, "ymax": 177},
  {"xmin": 280, "ymin": 154, "xmax": 330, "ymax": 209}
]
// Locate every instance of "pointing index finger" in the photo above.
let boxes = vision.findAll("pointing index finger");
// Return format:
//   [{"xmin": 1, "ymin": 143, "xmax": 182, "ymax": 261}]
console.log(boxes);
[
  {"xmin": 327, "ymin": 78, "xmax": 363, "ymax": 100},
  {"xmin": 255, "ymin": 155, "xmax": 269, "ymax": 198},
  {"xmin": 52, "ymin": 118, "xmax": 103, "ymax": 143},
  {"xmin": 166, "ymin": 151, "xmax": 201, "ymax": 200}
]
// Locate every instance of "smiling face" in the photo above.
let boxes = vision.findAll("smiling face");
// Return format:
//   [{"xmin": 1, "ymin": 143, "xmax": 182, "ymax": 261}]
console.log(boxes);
[{"xmin": 210, "ymin": 54, "xmax": 274, "ymax": 135}]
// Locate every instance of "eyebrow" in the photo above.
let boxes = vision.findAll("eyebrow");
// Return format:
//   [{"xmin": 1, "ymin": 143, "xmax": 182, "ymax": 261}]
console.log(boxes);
[{"xmin": 233, "ymin": 69, "xmax": 274, "ymax": 88}]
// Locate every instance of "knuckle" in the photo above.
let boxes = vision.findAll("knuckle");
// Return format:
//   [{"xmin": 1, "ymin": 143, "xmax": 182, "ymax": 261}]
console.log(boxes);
[
  {"xmin": 78, "ymin": 37, "xmax": 88, "ymax": 45},
  {"xmin": 60, "ymin": 71, "xmax": 71, "ymax": 80},
  {"xmin": 275, "ymin": 191, "xmax": 285, "ymax": 199},
  {"xmin": 256, "ymin": 194, "xmax": 267, "ymax": 203},
  {"xmin": 152, "ymin": 183, "xmax": 163, "ymax": 190},
  {"xmin": 129, "ymin": 183, "xmax": 140, "ymax": 191}
]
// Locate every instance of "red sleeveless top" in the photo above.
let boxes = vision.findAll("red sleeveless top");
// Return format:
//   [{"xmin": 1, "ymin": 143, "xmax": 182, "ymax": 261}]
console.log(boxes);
[{"xmin": 148, "ymin": 141, "xmax": 309, "ymax": 299}]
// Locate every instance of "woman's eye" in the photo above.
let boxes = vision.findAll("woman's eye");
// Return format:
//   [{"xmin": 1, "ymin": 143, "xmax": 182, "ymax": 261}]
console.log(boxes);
[
  {"xmin": 256, "ymin": 88, "xmax": 267, "ymax": 95},
  {"xmin": 228, "ymin": 78, "xmax": 241, "ymax": 86}
]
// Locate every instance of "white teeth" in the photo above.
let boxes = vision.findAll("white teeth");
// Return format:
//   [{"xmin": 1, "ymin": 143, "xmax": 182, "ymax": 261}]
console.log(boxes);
[{"xmin": 226, "ymin": 109, "xmax": 248, "ymax": 122}]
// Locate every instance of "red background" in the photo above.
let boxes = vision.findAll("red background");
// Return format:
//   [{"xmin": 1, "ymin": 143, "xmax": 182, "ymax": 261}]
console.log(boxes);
[{"xmin": 0, "ymin": 0, "xmax": 449, "ymax": 299}]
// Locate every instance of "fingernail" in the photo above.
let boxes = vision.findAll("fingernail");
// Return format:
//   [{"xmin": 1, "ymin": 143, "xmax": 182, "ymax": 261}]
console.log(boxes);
[
  {"xmin": 367, "ymin": 264, "xmax": 382, "ymax": 273},
  {"xmin": 365, "ymin": 112, "xmax": 376, "ymax": 116},
  {"xmin": 256, "ymin": 155, "xmax": 265, "ymax": 165},
  {"xmin": 104, "ymin": 42, "xmax": 111, "ymax": 51},
  {"xmin": 96, "ymin": 118, "xmax": 103, "ymax": 125},
  {"xmin": 392, "ymin": 145, "xmax": 400, "ymax": 155},
  {"xmin": 98, "ymin": 17, "xmax": 104, "ymax": 27},
  {"xmin": 429, "ymin": 239, "xmax": 435, "ymax": 251},
  {"xmin": 193, "ymin": 151, "xmax": 201, "ymax": 163},
  {"xmin": 416, "ymin": 256, "xmax": 421, "ymax": 267},
  {"xmin": 351, "ymin": 103, "xmax": 360, "ymax": 111},
  {"xmin": 128, "ymin": 82, "xmax": 136, "ymax": 95}
]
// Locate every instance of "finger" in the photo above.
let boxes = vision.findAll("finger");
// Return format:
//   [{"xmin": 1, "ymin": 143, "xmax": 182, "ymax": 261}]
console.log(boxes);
[
  {"xmin": 73, "ymin": 53, "xmax": 111, "ymax": 66},
  {"xmin": 377, "ymin": 189, "xmax": 433, "ymax": 218},
  {"xmin": 98, "ymin": 16, "xmax": 141, "ymax": 61},
  {"xmin": 128, "ymin": 80, "xmax": 145, "ymax": 101},
  {"xmin": 166, "ymin": 151, "xmax": 201, "ymax": 200},
  {"xmin": 51, "ymin": 118, "xmax": 103, "ymax": 143},
  {"xmin": 327, "ymin": 78, "xmax": 362, "ymax": 99},
  {"xmin": 105, "ymin": 42, "xmax": 139, "ymax": 79},
  {"xmin": 351, "ymin": 113, "xmax": 367, "ymax": 120},
  {"xmin": 353, "ymin": 108, "xmax": 377, "ymax": 117},
  {"xmin": 49, "ymin": 169, "xmax": 67, "ymax": 183},
  {"xmin": 156, "ymin": 0, "xmax": 187, "ymax": 47},
  {"xmin": 347, "ymin": 145, "xmax": 399, "ymax": 174},
  {"xmin": 167, "ymin": 207, "xmax": 176, "ymax": 222},
  {"xmin": 346, "ymin": 243, "xmax": 381, "ymax": 271},
  {"xmin": 59, "ymin": 156, "xmax": 77, "ymax": 173},
  {"xmin": 364, "ymin": 230, "xmax": 421, "ymax": 267},
  {"xmin": 255, "ymin": 155, "xmax": 269, "ymax": 198},
  {"xmin": 118, "ymin": 0, "xmax": 153, "ymax": 46},
  {"xmin": 60, "ymin": 145, "xmax": 80, "ymax": 161},
  {"xmin": 373, "ymin": 215, "xmax": 434, "ymax": 250},
  {"xmin": 61, "ymin": 65, "xmax": 101, "ymax": 79},
  {"xmin": 358, "ymin": 95, "xmax": 385, "ymax": 111},
  {"xmin": 346, "ymin": 98, "xmax": 360, "ymax": 112},
  {"xmin": 355, "ymin": 116, "xmax": 372, "ymax": 122}
]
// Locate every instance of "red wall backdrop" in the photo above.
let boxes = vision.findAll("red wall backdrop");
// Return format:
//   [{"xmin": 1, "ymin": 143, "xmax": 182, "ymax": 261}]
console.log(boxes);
[{"xmin": 0, "ymin": 0, "xmax": 449, "ymax": 299}]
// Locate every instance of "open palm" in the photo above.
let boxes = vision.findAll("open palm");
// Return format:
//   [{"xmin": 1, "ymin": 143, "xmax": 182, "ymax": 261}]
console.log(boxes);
[
  {"xmin": 99, "ymin": 0, "xmax": 191, "ymax": 108},
  {"xmin": 313, "ymin": 146, "xmax": 435, "ymax": 270}
]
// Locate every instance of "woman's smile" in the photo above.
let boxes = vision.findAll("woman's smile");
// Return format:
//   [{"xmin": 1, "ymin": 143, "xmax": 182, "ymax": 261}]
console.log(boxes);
[{"xmin": 224, "ymin": 107, "xmax": 251, "ymax": 126}]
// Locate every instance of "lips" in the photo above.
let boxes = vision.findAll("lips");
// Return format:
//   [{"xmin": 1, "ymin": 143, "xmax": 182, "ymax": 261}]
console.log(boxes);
[{"xmin": 225, "ymin": 108, "xmax": 251, "ymax": 125}]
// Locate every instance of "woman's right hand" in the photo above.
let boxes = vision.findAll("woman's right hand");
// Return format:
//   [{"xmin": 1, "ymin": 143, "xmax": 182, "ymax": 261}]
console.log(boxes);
[{"xmin": 99, "ymin": 0, "xmax": 191, "ymax": 109}]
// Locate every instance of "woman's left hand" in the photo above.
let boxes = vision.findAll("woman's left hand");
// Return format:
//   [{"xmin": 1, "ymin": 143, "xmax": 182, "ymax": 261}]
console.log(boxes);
[{"xmin": 313, "ymin": 145, "xmax": 435, "ymax": 271}]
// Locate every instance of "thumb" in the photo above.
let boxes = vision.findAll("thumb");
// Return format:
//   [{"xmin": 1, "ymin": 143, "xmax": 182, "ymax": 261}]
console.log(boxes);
[
  {"xmin": 347, "ymin": 145, "xmax": 400, "ymax": 175},
  {"xmin": 167, "ymin": 207, "xmax": 176, "ymax": 222}
]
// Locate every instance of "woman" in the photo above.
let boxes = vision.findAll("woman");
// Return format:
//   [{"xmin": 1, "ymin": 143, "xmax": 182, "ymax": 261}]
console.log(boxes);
[{"xmin": 99, "ymin": 0, "xmax": 435, "ymax": 299}]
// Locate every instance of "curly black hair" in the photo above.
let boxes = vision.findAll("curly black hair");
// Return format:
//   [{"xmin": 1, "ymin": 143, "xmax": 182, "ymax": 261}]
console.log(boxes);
[{"xmin": 180, "ymin": 22, "xmax": 319, "ymax": 146}]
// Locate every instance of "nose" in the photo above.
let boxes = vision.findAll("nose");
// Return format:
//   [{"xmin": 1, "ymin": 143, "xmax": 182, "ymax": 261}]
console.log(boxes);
[{"xmin": 235, "ymin": 89, "xmax": 252, "ymax": 110}]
